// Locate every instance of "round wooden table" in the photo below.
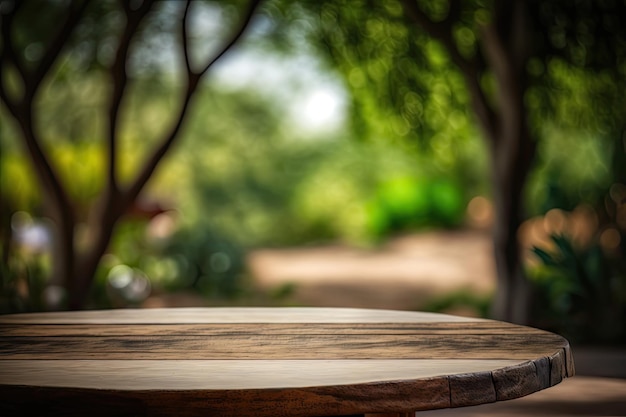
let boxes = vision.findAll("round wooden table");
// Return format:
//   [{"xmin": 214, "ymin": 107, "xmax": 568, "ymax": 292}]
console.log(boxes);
[{"xmin": 0, "ymin": 307, "xmax": 574, "ymax": 417}]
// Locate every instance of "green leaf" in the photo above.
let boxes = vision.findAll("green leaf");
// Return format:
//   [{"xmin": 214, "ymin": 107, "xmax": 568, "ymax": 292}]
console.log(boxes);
[{"xmin": 531, "ymin": 246, "xmax": 558, "ymax": 266}]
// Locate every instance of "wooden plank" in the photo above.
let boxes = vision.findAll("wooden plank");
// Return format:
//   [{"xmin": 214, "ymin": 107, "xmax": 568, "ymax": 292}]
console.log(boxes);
[
  {"xmin": 0, "ymin": 377, "xmax": 448, "ymax": 417},
  {"xmin": 549, "ymin": 349, "xmax": 566, "ymax": 386},
  {"xmin": 0, "ymin": 307, "xmax": 482, "ymax": 325},
  {"xmin": 449, "ymin": 371, "xmax": 496, "ymax": 407},
  {"xmin": 0, "ymin": 359, "xmax": 522, "ymax": 390},
  {"xmin": 565, "ymin": 344, "xmax": 576, "ymax": 377},
  {"xmin": 0, "ymin": 321, "xmax": 550, "ymax": 337},
  {"xmin": 533, "ymin": 357, "xmax": 551, "ymax": 389},
  {"xmin": 0, "ymin": 333, "xmax": 568, "ymax": 360},
  {"xmin": 4, "ymin": 358, "xmax": 575, "ymax": 417},
  {"xmin": 492, "ymin": 361, "xmax": 542, "ymax": 401}
]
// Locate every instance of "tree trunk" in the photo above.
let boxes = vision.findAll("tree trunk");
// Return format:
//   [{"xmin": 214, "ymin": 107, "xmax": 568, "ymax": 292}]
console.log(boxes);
[
  {"xmin": 66, "ymin": 189, "xmax": 127, "ymax": 310},
  {"xmin": 477, "ymin": 0, "xmax": 536, "ymax": 324},
  {"xmin": 401, "ymin": 0, "xmax": 541, "ymax": 324},
  {"xmin": 50, "ymin": 217, "xmax": 76, "ymax": 309},
  {"xmin": 489, "ymin": 127, "xmax": 535, "ymax": 323}
]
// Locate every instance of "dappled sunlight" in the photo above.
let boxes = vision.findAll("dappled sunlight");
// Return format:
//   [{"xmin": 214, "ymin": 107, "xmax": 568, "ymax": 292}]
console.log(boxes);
[
  {"xmin": 11, "ymin": 211, "xmax": 52, "ymax": 255},
  {"xmin": 465, "ymin": 196, "xmax": 493, "ymax": 229},
  {"xmin": 145, "ymin": 211, "xmax": 179, "ymax": 241},
  {"xmin": 600, "ymin": 227, "xmax": 621, "ymax": 252},
  {"xmin": 518, "ymin": 205, "xmax": 599, "ymax": 265},
  {"xmin": 106, "ymin": 264, "xmax": 152, "ymax": 307}
]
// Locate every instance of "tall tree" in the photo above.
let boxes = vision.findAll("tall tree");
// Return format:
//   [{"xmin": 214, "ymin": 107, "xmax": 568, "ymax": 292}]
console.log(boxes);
[
  {"xmin": 0, "ymin": 0, "xmax": 261, "ymax": 309},
  {"xmin": 286, "ymin": 0, "xmax": 626, "ymax": 323},
  {"xmin": 404, "ymin": 0, "xmax": 540, "ymax": 324}
]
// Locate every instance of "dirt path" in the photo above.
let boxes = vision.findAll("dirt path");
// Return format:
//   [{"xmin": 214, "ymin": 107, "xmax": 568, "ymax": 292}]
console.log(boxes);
[{"xmin": 247, "ymin": 230, "xmax": 496, "ymax": 312}]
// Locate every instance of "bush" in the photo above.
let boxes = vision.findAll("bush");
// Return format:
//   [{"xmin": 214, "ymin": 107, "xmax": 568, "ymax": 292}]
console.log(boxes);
[
  {"xmin": 365, "ymin": 176, "xmax": 466, "ymax": 239},
  {"xmin": 530, "ymin": 234, "xmax": 626, "ymax": 344}
]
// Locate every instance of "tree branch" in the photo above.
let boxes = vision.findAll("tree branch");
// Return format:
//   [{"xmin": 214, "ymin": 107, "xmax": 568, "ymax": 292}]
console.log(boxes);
[
  {"xmin": 0, "ymin": 70, "xmax": 20, "ymax": 121},
  {"xmin": 107, "ymin": 0, "xmax": 154, "ymax": 193},
  {"xmin": 26, "ymin": 0, "xmax": 90, "ymax": 103},
  {"xmin": 465, "ymin": 69, "xmax": 498, "ymax": 143},
  {"xmin": 124, "ymin": 0, "xmax": 262, "ymax": 206},
  {"xmin": 18, "ymin": 110, "xmax": 76, "ymax": 234},
  {"xmin": 400, "ymin": 0, "xmax": 469, "ymax": 73},
  {"xmin": 446, "ymin": 0, "xmax": 462, "ymax": 28},
  {"xmin": 196, "ymin": 0, "xmax": 262, "ymax": 80},
  {"xmin": 0, "ymin": 1, "xmax": 27, "ymax": 88},
  {"xmin": 0, "ymin": 2, "xmax": 25, "ymax": 116},
  {"xmin": 480, "ymin": 1, "xmax": 532, "ymax": 151},
  {"xmin": 401, "ymin": 0, "xmax": 497, "ymax": 141},
  {"xmin": 481, "ymin": 23, "xmax": 513, "ymax": 93},
  {"xmin": 182, "ymin": 0, "xmax": 193, "ymax": 75},
  {"xmin": 0, "ymin": 0, "xmax": 80, "ymax": 227}
]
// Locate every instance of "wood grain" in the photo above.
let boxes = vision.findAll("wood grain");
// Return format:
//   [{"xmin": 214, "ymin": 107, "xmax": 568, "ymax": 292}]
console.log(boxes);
[
  {"xmin": 0, "ymin": 321, "xmax": 547, "ymax": 337},
  {"xmin": 0, "ymin": 333, "xmax": 567, "ymax": 360},
  {"xmin": 0, "ymin": 359, "xmax": 523, "ymax": 390},
  {"xmin": 0, "ymin": 307, "xmax": 481, "ymax": 324},
  {"xmin": 0, "ymin": 307, "xmax": 573, "ymax": 417}
]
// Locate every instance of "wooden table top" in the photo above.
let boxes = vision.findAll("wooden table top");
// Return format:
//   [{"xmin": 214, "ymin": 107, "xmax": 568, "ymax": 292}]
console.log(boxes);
[{"xmin": 0, "ymin": 307, "xmax": 574, "ymax": 417}]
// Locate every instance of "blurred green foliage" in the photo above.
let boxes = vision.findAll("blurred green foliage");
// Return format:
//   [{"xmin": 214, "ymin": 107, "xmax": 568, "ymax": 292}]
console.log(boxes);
[
  {"xmin": 2, "ymin": 0, "xmax": 625, "ymax": 319},
  {"xmin": 0, "ymin": 246, "xmax": 49, "ymax": 314},
  {"xmin": 1, "ymin": 71, "xmax": 476, "ymax": 309},
  {"xmin": 1, "ymin": 61, "xmax": 622, "ymax": 312},
  {"xmin": 531, "ymin": 234, "xmax": 626, "ymax": 344},
  {"xmin": 529, "ymin": 132, "xmax": 626, "ymax": 344},
  {"xmin": 366, "ymin": 176, "xmax": 465, "ymax": 239},
  {"xmin": 89, "ymin": 218, "xmax": 246, "ymax": 309}
]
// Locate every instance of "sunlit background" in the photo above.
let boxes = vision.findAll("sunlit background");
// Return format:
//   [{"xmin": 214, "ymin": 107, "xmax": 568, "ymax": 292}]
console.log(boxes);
[{"xmin": 1, "ymin": 0, "xmax": 625, "ymax": 347}]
